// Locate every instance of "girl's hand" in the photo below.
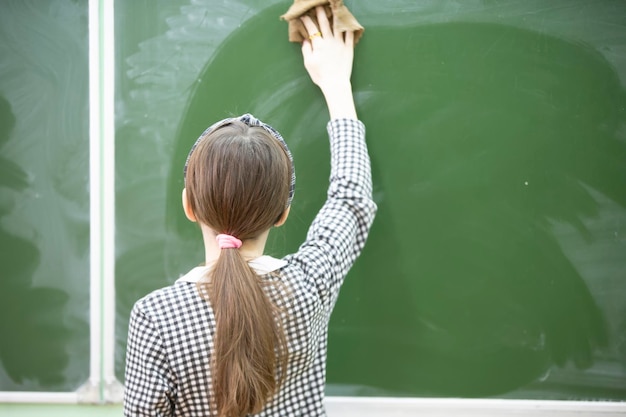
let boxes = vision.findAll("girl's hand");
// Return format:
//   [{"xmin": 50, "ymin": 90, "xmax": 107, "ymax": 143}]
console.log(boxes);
[{"xmin": 300, "ymin": 6, "xmax": 357, "ymax": 119}]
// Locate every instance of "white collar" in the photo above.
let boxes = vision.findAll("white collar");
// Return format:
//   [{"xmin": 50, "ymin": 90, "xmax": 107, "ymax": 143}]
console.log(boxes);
[{"xmin": 176, "ymin": 255, "xmax": 287, "ymax": 283}]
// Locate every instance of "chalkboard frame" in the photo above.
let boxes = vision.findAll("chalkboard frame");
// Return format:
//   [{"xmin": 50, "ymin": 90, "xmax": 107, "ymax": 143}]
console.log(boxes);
[
  {"xmin": 0, "ymin": 0, "xmax": 120, "ymax": 404},
  {"xmin": 2, "ymin": 0, "xmax": 625, "ymax": 414}
]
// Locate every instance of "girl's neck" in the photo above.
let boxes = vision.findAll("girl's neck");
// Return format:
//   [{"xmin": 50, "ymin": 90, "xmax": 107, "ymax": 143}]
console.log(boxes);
[{"xmin": 201, "ymin": 224, "xmax": 270, "ymax": 265}]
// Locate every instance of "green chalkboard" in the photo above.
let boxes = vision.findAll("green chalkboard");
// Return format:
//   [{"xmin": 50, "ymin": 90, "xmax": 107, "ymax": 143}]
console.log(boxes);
[
  {"xmin": 115, "ymin": 0, "xmax": 626, "ymax": 400},
  {"xmin": 0, "ymin": 0, "xmax": 90, "ymax": 391}
]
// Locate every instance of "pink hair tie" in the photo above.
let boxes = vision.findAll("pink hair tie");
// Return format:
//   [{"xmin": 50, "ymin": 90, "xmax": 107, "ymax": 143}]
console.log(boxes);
[{"xmin": 216, "ymin": 234, "xmax": 242, "ymax": 249}]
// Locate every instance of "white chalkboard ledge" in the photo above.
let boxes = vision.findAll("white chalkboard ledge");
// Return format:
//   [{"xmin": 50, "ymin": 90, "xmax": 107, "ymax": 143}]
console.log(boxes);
[
  {"xmin": 0, "ymin": 397, "xmax": 625, "ymax": 416},
  {"xmin": 325, "ymin": 396, "xmax": 626, "ymax": 417}
]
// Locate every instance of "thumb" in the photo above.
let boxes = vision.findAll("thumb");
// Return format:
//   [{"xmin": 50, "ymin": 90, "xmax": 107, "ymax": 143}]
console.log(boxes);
[{"xmin": 301, "ymin": 39, "xmax": 313, "ymax": 59}]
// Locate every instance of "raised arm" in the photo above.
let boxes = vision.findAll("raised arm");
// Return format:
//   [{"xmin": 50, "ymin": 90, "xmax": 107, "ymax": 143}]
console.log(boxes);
[
  {"xmin": 300, "ymin": 7, "xmax": 357, "ymax": 120},
  {"xmin": 287, "ymin": 7, "xmax": 376, "ymax": 308}
]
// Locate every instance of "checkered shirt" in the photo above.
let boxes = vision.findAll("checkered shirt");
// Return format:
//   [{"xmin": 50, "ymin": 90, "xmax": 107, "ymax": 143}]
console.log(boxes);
[{"xmin": 124, "ymin": 118, "xmax": 377, "ymax": 416}]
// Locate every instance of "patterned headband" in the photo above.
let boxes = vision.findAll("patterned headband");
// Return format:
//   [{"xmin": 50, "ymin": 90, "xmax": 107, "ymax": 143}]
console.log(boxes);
[{"xmin": 184, "ymin": 113, "xmax": 296, "ymax": 207}]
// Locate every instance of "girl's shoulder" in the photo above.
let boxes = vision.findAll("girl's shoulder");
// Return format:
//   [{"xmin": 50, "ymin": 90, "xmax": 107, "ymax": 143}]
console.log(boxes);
[{"xmin": 132, "ymin": 276, "xmax": 204, "ymax": 317}]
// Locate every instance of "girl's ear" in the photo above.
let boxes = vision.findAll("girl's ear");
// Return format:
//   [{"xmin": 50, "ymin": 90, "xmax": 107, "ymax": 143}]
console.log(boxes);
[
  {"xmin": 182, "ymin": 188, "xmax": 197, "ymax": 222},
  {"xmin": 275, "ymin": 206, "xmax": 291, "ymax": 227}
]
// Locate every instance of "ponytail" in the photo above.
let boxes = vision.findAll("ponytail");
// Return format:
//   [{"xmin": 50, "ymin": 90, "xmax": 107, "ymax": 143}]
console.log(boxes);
[
  {"xmin": 200, "ymin": 246, "xmax": 287, "ymax": 417},
  {"xmin": 184, "ymin": 118, "xmax": 294, "ymax": 416}
]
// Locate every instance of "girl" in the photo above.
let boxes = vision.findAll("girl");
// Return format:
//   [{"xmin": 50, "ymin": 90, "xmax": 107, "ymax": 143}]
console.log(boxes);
[{"xmin": 124, "ymin": 7, "xmax": 376, "ymax": 417}]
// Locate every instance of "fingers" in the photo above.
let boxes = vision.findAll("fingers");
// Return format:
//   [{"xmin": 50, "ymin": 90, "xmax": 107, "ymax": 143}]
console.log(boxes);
[
  {"xmin": 315, "ymin": 6, "xmax": 332, "ymax": 38},
  {"xmin": 301, "ymin": 6, "xmax": 332, "ymax": 41},
  {"xmin": 300, "ymin": 6, "xmax": 356, "ymax": 47},
  {"xmin": 300, "ymin": 15, "xmax": 321, "ymax": 42},
  {"xmin": 344, "ymin": 30, "xmax": 354, "ymax": 48}
]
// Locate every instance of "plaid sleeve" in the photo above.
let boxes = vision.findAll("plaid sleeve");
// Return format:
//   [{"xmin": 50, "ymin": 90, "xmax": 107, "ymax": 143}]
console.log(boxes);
[
  {"xmin": 289, "ymin": 118, "xmax": 377, "ymax": 309},
  {"xmin": 124, "ymin": 302, "xmax": 176, "ymax": 416}
]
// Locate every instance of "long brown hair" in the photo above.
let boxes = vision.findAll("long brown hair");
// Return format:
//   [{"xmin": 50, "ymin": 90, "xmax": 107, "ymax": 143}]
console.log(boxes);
[{"xmin": 184, "ymin": 120, "xmax": 292, "ymax": 416}]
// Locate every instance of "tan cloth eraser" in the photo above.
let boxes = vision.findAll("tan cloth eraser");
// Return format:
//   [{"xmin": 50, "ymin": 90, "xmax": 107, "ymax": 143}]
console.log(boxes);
[{"xmin": 280, "ymin": 0, "xmax": 364, "ymax": 43}]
